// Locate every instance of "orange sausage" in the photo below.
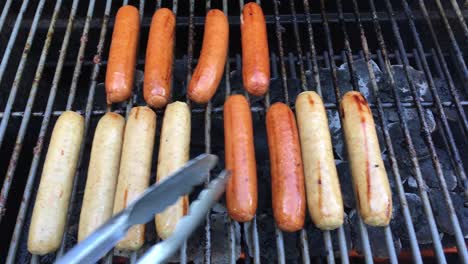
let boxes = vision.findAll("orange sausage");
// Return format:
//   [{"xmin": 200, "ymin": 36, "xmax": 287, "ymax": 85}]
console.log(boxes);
[
  {"xmin": 105, "ymin": 5, "xmax": 140, "ymax": 104},
  {"xmin": 224, "ymin": 95, "xmax": 258, "ymax": 222},
  {"xmin": 266, "ymin": 103, "xmax": 306, "ymax": 232},
  {"xmin": 241, "ymin": 2, "xmax": 270, "ymax": 96},
  {"xmin": 144, "ymin": 8, "xmax": 175, "ymax": 108},
  {"xmin": 188, "ymin": 9, "xmax": 228, "ymax": 104}
]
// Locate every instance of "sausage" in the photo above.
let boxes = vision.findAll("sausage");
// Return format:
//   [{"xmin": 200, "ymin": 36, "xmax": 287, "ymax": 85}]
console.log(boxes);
[
  {"xmin": 113, "ymin": 106, "xmax": 156, "ymax": 250},
  {"xmin": 105, "ymin": 5, "xmax": 140, "ymax": 104},
  {"xmin": 144, "ymin": 8, "xmax": 175, "ymax": 109},
  {"xmin": 340, "ymin": 91, "xmax": 392, "ymax": 226},
  {"xmin": 295, "ymin": 91, "xmax": 344, "ymax": 230},
  {"xmin": 241, "ymin": 2, "xmax": 270, "ymax": 96},
  {"xmin": 224, "ymin": 95, "xmax": 258, "ymax": 222},
  {"xmin": 28, "ymin": 111, "xmax": 84, "ymax": 255},
  {"xmin": 188, "ymin": 9, "xmax": 228, "ymax": 104},
  {"xmin": 266, "ymin": 103, "xmax": 306, "ymax": 232},
  {"xmin": 78, "ymin": 112, "xmax": 125, "ymax": 241},
  {"xmin": 155, "ymin": 102, "xmax": 190, "ymax": 240}
]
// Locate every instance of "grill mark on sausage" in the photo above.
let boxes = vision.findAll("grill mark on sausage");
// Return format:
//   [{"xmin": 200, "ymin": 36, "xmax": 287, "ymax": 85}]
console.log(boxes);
[
  {"xmin": 352, "ymin": 93, "xmax": 371, "ymax": 115},
  {"xmin": 386, "ymin": 200, "xmax": 391, "ymax": 219},
  {"xmin": 361, "ymin": 119, "xmax": 372, "ymax": 204},
  {"xmin": 134, "ymin": 107, "xmax": 140, "ymax": 120},
  {"xmin": 339, "ymin": 104, "xmax": 345, "ymax": 119},
  {"xmin": 307, "ymin": 94, "xmax": 315, "ymax": 106},
  {"xmin": 317, "ymin": 161, "xmax": 322, "ymax": 213},
  {"xmin": 182, "ymin": 196, "xmax": 189, "ymax": 215},
  {"xmin": 123, "ymin": 188, "xmax": 128, "ymax": 208}
]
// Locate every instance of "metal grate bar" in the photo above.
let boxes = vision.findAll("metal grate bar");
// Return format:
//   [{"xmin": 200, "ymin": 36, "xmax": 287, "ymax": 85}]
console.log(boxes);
[
  {"xmin": 0, "ymin": 0, "xmax": 13, "ymax": 32},
  {"xmin": 0, "ymin": 0, "xmax": 31, "ymax": 89},
  {"xmin": 448, "ymin": 0, "xmax": 468, "ymax": 40},
  {"xmin": 0, "ymin": 0, "xmax": 46, "ymax": 161},
  {"xmin": 369, "ymin": 0, "xmax": 449, "ymax": 261},
  {"xmin": 203, "ymin": 1, "xmax": 213, "ymax": 263},
  {"xmin": 5, "ymin": 0, "xmax": 113, "ymax": 262},
  {"xmin": 399, "ymin": 0, "xmax": 468, "ymax": 200},
  {"xmin": 0, "ymin": 0, "xmax": 68, "ymax": 222},
  {"xmin": 431, "ymin": 0, "xmax": 468, "ymax": 84},
  {"xmin": 380, "ymin": 0, "xmax": 468, "ymax": 262},
  {"xmin": 415, "ymin": 1, "xmax": 468, "ymax": 134},
  {"xmin": 318, "ymin": 0, "xmax": 375, "ymax": 262},
  {"xmin": 348, "ymin": 0, "xmax": 425, "ymax": 262}
]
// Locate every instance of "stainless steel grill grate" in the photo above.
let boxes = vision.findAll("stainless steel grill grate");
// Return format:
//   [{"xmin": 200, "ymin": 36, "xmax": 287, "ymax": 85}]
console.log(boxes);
[{"xmin": 0, "ymin": 0, "xmax": 467, "ymax": 263}]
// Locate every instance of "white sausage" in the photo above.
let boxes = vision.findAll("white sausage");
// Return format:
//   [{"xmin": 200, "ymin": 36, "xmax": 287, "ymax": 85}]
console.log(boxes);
[
  {"xmin": 155, "ymin": 102, "xmax": 191, "ymax": 240},
  {"xmin": 28, "ymin": 111, "xmax": 84, "ymax": 255},
  {"xmin": 113, "ymin": 106, "xmax": 156, "ymax": 250},
  {"xmin": 340, "ymin": 91, "xmax": 392, "ymax": 226},
  {"xmin": 78, "ymin": 112, "xmax": 125, "ymax": 241},
  {"xmin": 295, "ymin": 91, "xmax": 344, "ymax": 230}
]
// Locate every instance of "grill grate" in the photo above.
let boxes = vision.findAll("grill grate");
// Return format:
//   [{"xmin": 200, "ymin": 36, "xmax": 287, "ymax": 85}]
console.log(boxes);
[{"xmin": 0, "ymin": 0, "xmax": 467, "ymax": 263}]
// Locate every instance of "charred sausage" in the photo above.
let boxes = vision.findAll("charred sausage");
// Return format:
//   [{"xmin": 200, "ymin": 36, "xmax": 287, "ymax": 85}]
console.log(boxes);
[
  {"xmin": 340, "ymin": 91, "xmax": 392, "ymax": 226},
  {"xmin": 224, "ymin": 95, "xmax": 258, "ymax": 222},
  {"xmin": 113, "ymin": 106, "xmax": 156, "ymax": 250},
  {"xmin": 241, "ymin": 2, "xmax": 270, "ymax": 96},
  {"xmin": 105, "ymin": 5, "xmax": 140, "ymax": 104},
  {"xmin": 78, "ymin": 112, "xmax": 125, "ymax": 241},
  {"xmin": 266, "ymin": 102, "xmax": 306, "ymax": 232},
  {"xmin": 144, "ymin": 8, "xmax": 175, "ymax": 108},
  {"xmin": 28, "ymin": 111, "xmax": 84, "ymax": 255},
  {"xmin": 188, "ymin": 9, "xmax": 228, "ymax": 104},
  {"xmin": 155, "ymin": 102, "xmax": 190, "ymax": 239},
  {"xmin": 295, "ymin": 91, "xmax": 344, "ymax": 230}
]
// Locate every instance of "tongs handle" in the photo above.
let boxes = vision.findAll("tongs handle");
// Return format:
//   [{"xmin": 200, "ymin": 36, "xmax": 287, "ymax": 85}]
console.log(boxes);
[{"xmin": 55, "ymin": 212, "xmax": 129, "ymax": 264}]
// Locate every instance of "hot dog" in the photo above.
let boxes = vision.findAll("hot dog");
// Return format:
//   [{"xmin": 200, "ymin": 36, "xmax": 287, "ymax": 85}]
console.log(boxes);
[
  {"xmin": 155, "ymin": 102, "xmax": 190, "ymax": 240},
  {"xmin": 266, "ymin": 103, "xmax": 306, "ymax": 232},
  {"xmin": 188, "ymin": 9, "xmax": 228, "ymax": 104},
  {"xmin": 241, "ymin": 2, "xmax": 270, "ymax": 96},
  {"xmin": 105, "ymin": 5, "xmax": 140, "ymax": 104},
  {"xmin": 295, "ymin": 91, "xmax": 344, "ymax": 230},
  {"xmin": 340, "ymin": 91, "xmax": 392, "ymax": 226},
  {"xmin": 144, "ymin": 8, "xmax": 175, "ymax": 108},
  {"xmin": 78, "ymin": 112, "xmax": 125, "ymax": 241},
  {"xmin": 224, "ymin": 95, "xmax": 257, "ymax": 222},
  {"xmin": 113, "ymin": 106, "xmax": 156, "ymax": 250},
  {"xmin": 28, "ymin": 111, "xmax": 84, "ymax": 255}
]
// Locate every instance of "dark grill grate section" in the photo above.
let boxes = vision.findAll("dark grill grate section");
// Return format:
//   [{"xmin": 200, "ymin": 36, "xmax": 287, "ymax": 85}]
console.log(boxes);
[{"xmin": 0, "ymin": 0, "xmax": 467, "ymax": 263}]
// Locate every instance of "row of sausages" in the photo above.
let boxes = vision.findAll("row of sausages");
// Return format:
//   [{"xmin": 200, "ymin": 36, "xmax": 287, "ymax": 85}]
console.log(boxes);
[
  {"xmin": 27, "ymin": 90, "xmax": 393, "ymax": 255},
  {"xmin": 107, "ymin": 3, "xmax": 269, "ymax": 108},
  {"xmin": 26, "ymin": 2, "xmax": 392, "ymax": 256}
]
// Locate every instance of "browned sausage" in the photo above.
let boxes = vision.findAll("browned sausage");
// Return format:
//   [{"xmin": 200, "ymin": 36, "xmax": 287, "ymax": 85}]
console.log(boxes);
[
  {"xmin": 241, "ymin": 2, "xmax": 270, "ymax": 96},
  {"xmin": 224, "ymin": 95, "xmax": 258, "ymax": 222},
  {"xmin": 266, "ymin": 102, "xmax": 306, "ymax": 232},
  {"xmin": 340, "ymin": 91, "xmax": 392, "ymax": 226},
  {"xmin": 105, "ymin": 5, "xmax": 140, "ymax": 104},
  {"xmin": 188, "ymin": 9, "xmax": 228, "ymax": 104},
  {"xmin": 144, "ymin": 8, "xmax": 175, "ymax": 108}
]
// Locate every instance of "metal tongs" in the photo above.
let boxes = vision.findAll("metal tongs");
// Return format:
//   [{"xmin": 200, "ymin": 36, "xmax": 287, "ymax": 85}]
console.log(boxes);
[{"xmin": 56, "ymin": 154, "xmax": 229, "ymax": 264}]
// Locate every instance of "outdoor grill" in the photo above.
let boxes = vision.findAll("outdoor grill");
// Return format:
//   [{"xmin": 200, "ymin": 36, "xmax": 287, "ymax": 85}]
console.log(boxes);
[{"xmin": 0, "ymin": 0, "xmax": 467, "ymax": 263}]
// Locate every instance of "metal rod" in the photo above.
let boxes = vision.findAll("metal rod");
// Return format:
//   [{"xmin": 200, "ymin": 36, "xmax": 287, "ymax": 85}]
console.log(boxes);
[
  {"xmin": 347, "ymin": 0, "xmax": 423, "ymax": 262},
  {"xmin": 0, "ymin": 0, "xmax": 46, "ymax": 153},
  {"xmin": 322, "ymin": 231, "xmax": 335, "ymax": 264},
  {"xmin": 0, "ymin": 0, "xmax": 31, "ymax": 86},
  {"xmin": 0, "ymin": 0, "xmax": 12, "ymax": 32},
  {"xmin": 380, "ymin": 0, "xmax": 468, "ymax": 262},
  {"xmin": 448, "ymin": 0, "xmax": 468, "ymax": 40},
  {"xmin": 400, "ymin": 0, "xmax": 468, "ymax": 199},
  {"xmin": 319, "ymin": 1, "xmax": 374, "ymax": 262},
  {"xmin": 415, "ymin": 0, "xmax": 468, "ymax": 132},
  {"xmin": 370, "ymin": 4, "xmax": 448, "ymax": 259},
  {"xmin": 272, "ymin": 0, "xmax": 290, "ymax": 105},
  {"xmin": 0, "ymin": 0, "xmax": 69, "ymax": 223},
  {"xmin": 431, "ymin": 0, "xmax": 468, "ymax": 84},
  {"xmin": 5, "ymin": 0, "xmax": 112, "ymax": 262}
]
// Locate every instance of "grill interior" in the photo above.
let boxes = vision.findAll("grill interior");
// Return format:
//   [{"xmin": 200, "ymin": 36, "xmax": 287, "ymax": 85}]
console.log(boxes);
[{"xmin": 0, "ymin": 0, "xmax": 467, "ymax": 263}]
